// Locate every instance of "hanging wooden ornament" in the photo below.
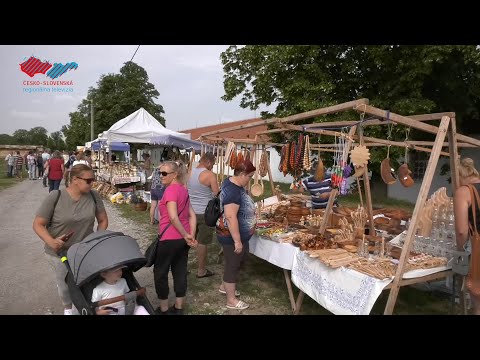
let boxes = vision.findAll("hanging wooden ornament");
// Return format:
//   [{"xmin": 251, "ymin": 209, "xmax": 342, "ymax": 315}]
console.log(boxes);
[
  {"xmin": 398, "ymin": 163, "xmax": 414, "ymax": 187},
  {"xmin": 381, "ymin": 158, "xmax": 397, "ymax": 185},
  {"xmin": 350, "ymin": 145, "xmax": 370, "ymax": 166},
  {"xmin": 350, "ymin": 145, "xmax": 370, "ymax": 178}
]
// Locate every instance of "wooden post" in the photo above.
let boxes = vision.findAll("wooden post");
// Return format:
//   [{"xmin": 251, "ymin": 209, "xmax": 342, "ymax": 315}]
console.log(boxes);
[
  {"xmin": 447, "ymin": 117, "xmax": 466, "ymax": 314},
  {"xmin": 448, "ymin": 118, "xmax": 459, "ymax": 195},
  {"xmin": 283, "ymin": 269, "xmax": 297, "ymax": 312},
  {"xmin": 384, "ymin": 116, "xmax": 451, "ymax": 314},
  {"xmin": 358, "ymin": 126, "xmax": 375, "ymax": 235},
  {"xmin": 319, "ymin": 188, "xmax": 338, "ymax": 234}
]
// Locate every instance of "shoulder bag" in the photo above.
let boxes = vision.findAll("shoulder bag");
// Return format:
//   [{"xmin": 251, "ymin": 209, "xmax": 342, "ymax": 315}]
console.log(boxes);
[{"xmin": 144, "ymin": 195, "xmax": 190, "ymax": 267}]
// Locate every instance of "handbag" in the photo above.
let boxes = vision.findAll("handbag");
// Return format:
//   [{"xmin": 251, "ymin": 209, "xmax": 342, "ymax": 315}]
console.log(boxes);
[
  {"xmin": 451, "ymin": 250, "xmax": 470, "ymax": 276},
  {"xmin": 144, "ymin": 224, "xmax": 171, "ymax": 267},
  {"xmin": 466, "ymin": 185, "xmax": 480, "ymax": 297},
  {"xmin": 144, "ymin": 196, "xmax": 190, "ymax": 267}
]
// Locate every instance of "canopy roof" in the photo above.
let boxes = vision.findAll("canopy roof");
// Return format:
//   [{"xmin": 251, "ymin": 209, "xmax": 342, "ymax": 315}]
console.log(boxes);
[
  {"xmin": 91, "ymin": 140, "xmax": 130, "ymax": 152},
  {"xmin": 149, "ymin": 134, "xmax": 211, "ymax": 152},
  {"xmin": 100, "ymin": 108, "xmax": 190, "ymax": 144}
]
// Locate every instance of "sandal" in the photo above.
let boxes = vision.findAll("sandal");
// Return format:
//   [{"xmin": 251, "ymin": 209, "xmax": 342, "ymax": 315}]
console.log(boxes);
[
  {"xmin": 226, "ymin": 300, "xmax": 249, "ymax": 310},
  {"xmin": 219, "ymin": 288, "xmax": 240, "ymax": 296},
  {"xmin": 196, "ymin": 269, "xmax": 214, "ymax": 278}
]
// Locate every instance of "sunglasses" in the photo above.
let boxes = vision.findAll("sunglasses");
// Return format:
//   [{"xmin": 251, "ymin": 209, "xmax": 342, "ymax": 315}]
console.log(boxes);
[
  {"xmin": 77, "ymin": 177, "xmax": 95, "ymax": 184},
  {"xmin": 160, "ymin": 171, "xmax": 175, "ymax": 177}
]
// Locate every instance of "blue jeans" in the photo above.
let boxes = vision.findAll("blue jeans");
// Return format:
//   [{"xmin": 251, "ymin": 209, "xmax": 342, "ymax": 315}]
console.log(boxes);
[{"xmin": 49, "ymin": 179, "xmax": 61, "ymax": 192}]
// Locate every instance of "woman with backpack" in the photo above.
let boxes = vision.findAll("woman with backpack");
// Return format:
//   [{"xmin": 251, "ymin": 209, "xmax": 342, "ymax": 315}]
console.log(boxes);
[{"xmin": 215, "ymin": 159, "xmax": 257, "ymax": 311}]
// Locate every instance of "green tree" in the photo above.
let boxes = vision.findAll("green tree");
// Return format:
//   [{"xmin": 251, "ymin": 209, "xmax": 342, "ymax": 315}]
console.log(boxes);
[
  {"xmin": 221, "ymin": 45, "xmax": 480, "ymax": 131},
  {"xmin": 12, "ymin": 129, "xmax": 30, "ymax": 145},
  {"xmin": 28, "ymin": 127, "xmax": 48, "ymax": 146},
  {"xmin": 63, "ymin": 61, "xmax": 165, "ymax": 146},
  {"xmin": 0, "ymin": 134, "xmax": 14, "ymax": 145},
  {"xmin": 221, "ymin": 45, "xmax": 480, "ymax": 171},
  {"xmin": 47, "ymin": 131, "xmax": 66, "ymax": 151}
]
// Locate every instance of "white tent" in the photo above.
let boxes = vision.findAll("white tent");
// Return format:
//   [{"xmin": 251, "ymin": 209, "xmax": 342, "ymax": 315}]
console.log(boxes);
[{"xmin": 100, "ymin": 108, "xmax": 190, "ymax": 144}]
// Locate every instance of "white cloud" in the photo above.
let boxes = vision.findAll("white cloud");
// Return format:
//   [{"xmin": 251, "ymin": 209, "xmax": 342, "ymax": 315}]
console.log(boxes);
[
  {"xmin": 0, "ymin": 45, "xmax": 276, "ymax": 137},
  {"xmin": 9, "ymin": 109, "xmax": 47, "ymax": 120},
  {"xmin": 53, "ymin": 94, "xmax": 76, "ymax": 103}
]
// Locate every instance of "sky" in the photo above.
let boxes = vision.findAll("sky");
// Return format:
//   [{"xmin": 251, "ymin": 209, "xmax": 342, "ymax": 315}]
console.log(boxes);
[{"xmin": 0, "ymin": 45, "xmax": 274, "ymax": 136}]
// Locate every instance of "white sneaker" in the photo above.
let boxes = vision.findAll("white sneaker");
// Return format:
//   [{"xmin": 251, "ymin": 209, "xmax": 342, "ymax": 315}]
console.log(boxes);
[{"xmin": 64, "ymin": 309, "xmax": 74, "ymax": 315}]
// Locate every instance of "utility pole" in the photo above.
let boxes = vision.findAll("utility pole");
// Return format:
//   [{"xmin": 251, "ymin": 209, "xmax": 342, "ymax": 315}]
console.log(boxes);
[{"xmin": 89, "ymin": 99, "xmax": 94, "ymax": 141}]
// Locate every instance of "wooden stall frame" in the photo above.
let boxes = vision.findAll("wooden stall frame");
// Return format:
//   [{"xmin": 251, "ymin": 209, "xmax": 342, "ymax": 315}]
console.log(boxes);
[{"xmin": 197, "ymin": 99, "xmax": 478, "ymax": 315}]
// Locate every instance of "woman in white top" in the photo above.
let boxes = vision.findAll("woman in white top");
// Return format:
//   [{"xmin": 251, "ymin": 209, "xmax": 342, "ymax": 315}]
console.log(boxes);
[{"xmin": 72, "ymin": 152, "xmax": 90, "ymax": 167}]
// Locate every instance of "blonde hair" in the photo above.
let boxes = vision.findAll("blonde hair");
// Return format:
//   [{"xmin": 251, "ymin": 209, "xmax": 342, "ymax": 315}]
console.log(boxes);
[
  {"xmin": 70, "ymin": 164, "xmax": 93, "ymax": 178},
  {"xmin": 161, "ymin": 160, "xmax": 188, "ymax": 184},
  {"xmin": 459, "ymin": 157, "xmax": 479, "ymax": 178}
]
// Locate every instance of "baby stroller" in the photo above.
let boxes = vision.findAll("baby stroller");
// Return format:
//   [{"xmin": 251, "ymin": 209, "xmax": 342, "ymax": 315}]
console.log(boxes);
[{"xmin": 60, "ymin": 230, "xmax": 156, "ymax": 315}]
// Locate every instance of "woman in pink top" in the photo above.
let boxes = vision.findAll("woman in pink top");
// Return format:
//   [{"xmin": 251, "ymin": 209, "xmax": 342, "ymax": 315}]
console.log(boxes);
[{"xmin": 153, "ymin": 160, "xmax": 197, "ymax": 315}]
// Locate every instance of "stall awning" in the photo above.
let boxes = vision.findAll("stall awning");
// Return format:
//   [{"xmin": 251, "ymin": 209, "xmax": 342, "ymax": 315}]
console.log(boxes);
[
  {"xmin": 149, "ymin": 135, "xmax": 211, "ymax": 152},
  {"xmin": 92, "ymin": 141, "xmax": 130, "ymax": 152}
]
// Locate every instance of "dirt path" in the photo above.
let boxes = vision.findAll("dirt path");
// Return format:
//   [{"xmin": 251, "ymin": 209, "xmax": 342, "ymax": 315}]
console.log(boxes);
[
  {"xmin": 0, "ymin": 180, "xmax": 278, "ymax": 315},
  {"xmin": 0, "ymin": 180, "xmax": 157, "ymax": 315}
]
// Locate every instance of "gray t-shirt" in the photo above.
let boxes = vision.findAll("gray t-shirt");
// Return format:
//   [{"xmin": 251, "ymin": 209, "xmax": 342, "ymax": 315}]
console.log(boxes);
[{"xmin": 36, "ymin": 189, "xmax": 105, "ymax": 256}]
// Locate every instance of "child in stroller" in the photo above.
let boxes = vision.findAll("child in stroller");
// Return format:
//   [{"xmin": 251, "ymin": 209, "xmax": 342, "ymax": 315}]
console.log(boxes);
[
  {"xmin": 92, "ymin": 266, "xmax": 149, "ymax": 315},
  {"xmin": 63, "ymin": 230, "xmax": 156, "ymax": 315}
]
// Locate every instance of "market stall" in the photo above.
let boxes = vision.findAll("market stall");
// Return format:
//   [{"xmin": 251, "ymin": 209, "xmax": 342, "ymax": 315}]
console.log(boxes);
[{"xmin": 198, "ymin": 98, "xmax": 480, "ymax": 315}]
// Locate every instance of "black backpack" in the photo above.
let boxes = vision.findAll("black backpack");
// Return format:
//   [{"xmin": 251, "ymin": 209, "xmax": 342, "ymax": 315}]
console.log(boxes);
[{"xmin": 204, "ymin": 191, "xmax": 222, "ymax": 227}]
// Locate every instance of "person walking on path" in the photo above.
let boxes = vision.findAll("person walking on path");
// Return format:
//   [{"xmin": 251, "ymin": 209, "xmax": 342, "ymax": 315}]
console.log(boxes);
[
  {"xmin": 45, "ymin": 151, "xmax": 64, "ymax": 192},
  {"xmin": 15, "ymin": 151, "xmax": 24, "ymax": 179},
  {"xmin": 187, "ymin": 152, "xmax": 219, "ymax": 278},
  {"xmin": 32, "ymin": 164, "xmax": 108, "ymax": 315}
]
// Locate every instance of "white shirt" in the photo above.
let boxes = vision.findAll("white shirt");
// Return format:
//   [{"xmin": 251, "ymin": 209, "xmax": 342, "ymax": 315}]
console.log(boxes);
[
  {"xmin": 72, "ymin": 160, "xmax": 90, "ymax": 167},
  {"xmin": 91, "ymin": 278, "xmax": 129, "ymax": 315}
]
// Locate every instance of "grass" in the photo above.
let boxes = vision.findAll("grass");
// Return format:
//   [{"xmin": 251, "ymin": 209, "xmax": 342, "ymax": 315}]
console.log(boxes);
[
  {"xmin": 113, "ymin": 179, "xmax": 458, "ymax": 315},
  {"xmin": 338, "ymin": 192, "xmax": 416, "ymax": 212},
  {"xmin": 0, "ymin": 159, "xmax": 25, "ymax": 191}
]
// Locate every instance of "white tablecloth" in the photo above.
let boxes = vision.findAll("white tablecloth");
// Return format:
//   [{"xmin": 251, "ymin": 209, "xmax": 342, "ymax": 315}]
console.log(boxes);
[
  {"xmin": 249, "ymin": 235, "xmax": 298, "ymax": 270},
  {"xmin": 292, "ymin": 250, "xmax": 392, "ymax": 315},
  {"xmin": 291, "ymin": 250, "xmax": 450, "ymax": 315},
  {"xmin": 250, "ymin": 234, "xmax": 449, "ymax": 315}
]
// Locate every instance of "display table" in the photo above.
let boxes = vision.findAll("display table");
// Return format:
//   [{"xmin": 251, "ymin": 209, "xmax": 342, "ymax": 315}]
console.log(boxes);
[
  {"xmin": 110, "ymin": 176, "xmax": 141, "ymax": 186},
  {"xmin": 291, "ymin": 250, "xmax": 452, "ymax": 315},
  {"xmin": 292, "ymin": 250, "xmax": 392, "ymax": 315},
  {"xmin": 249, "ymin": 235, "xmax": 298, "ymax": 311},
  {"xmin": 249, "ymin": 235, "xmax": 297, "ymax": 270}
]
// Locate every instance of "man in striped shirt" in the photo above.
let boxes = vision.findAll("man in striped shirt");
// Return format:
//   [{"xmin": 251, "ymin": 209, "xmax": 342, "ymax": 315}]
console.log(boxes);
[{"xmin": 15, "ymin": 151, "xmax": 24, "ymax": 179}]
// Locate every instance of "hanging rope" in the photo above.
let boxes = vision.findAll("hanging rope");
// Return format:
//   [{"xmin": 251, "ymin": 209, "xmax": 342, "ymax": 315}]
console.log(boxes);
[
  {"xmin": 404, "ymin": 127, "xmax": 411, "ymax": 163},
  {"xmin": 386, "ymin": 112, "xmax": 393, "ymax": 159}
]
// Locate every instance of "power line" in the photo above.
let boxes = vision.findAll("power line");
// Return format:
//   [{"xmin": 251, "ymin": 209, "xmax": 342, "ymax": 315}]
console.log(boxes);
[{"xmin": 130, "ymin": 45, "xmax": 140, "ymax": 63}]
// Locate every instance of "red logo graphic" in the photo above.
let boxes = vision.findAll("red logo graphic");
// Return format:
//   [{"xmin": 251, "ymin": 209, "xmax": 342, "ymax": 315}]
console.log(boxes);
[{"xmin": 19, "ymin": 56, "xmax": 53, "ymax": 78}]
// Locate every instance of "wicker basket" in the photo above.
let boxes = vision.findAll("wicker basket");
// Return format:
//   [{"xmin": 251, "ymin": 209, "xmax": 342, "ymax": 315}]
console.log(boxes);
[{"xmin": 134, "ymin": 202, "xmax": 148, "ymax": 211}]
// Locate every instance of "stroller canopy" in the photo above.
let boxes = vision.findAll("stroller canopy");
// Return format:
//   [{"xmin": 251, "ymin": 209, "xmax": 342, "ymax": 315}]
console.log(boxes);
[{"xmin": 67, "ymin": 230, "xmax": 146, "ymax": 286}]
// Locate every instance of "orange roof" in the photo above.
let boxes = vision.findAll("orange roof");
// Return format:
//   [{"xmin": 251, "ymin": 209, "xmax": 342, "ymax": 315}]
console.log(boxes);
[{"xmin": 180, "ymin": 118, "xmax": 268, "ymax": 141}]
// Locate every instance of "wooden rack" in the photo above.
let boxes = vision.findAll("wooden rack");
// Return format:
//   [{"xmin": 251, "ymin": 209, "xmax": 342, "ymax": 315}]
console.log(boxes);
[{"xmin": 197, "ymin": 98, "xmax": 477, "ymax": 315}]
